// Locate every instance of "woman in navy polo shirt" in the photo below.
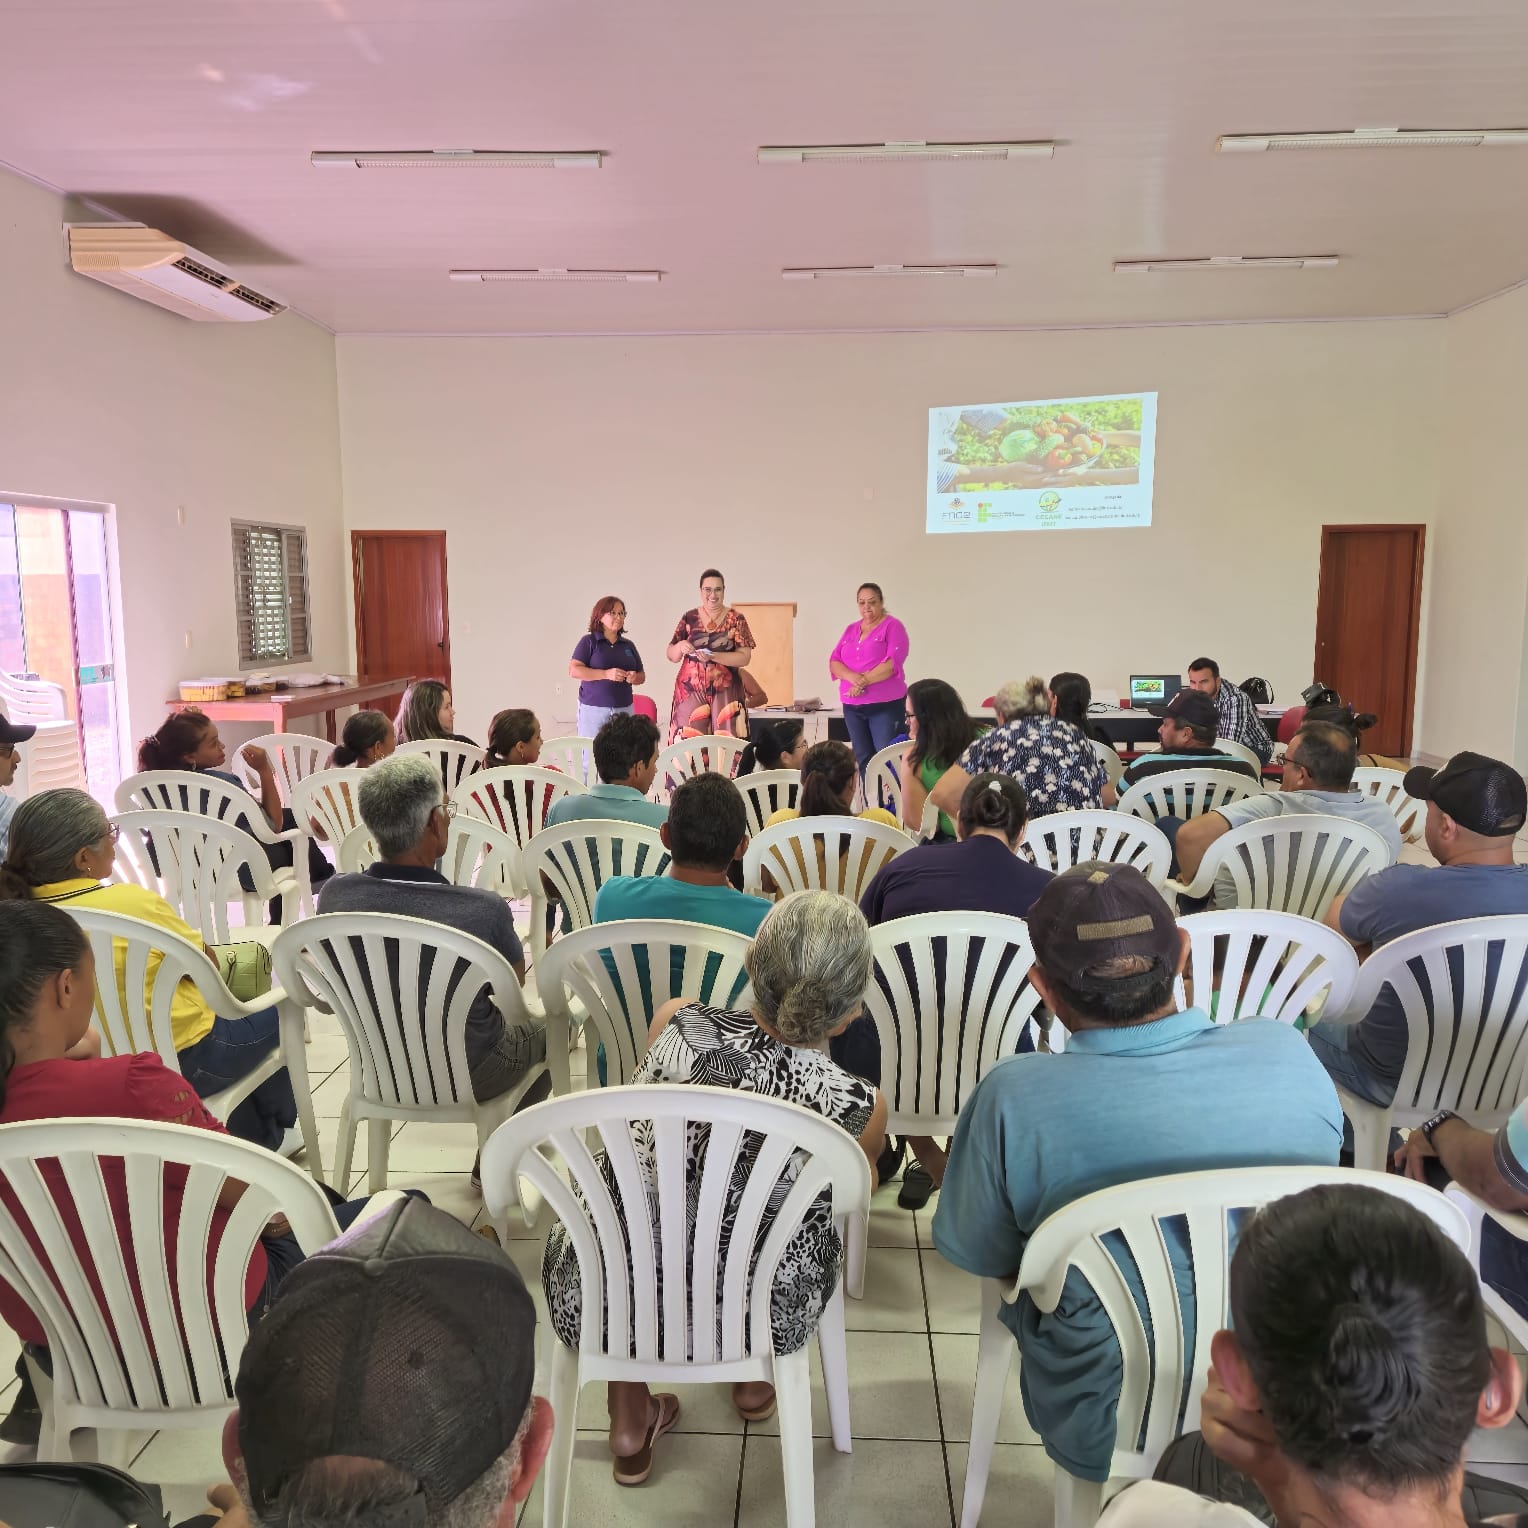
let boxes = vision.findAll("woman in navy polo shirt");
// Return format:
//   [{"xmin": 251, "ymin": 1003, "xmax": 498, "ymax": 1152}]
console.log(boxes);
[{"xmin": 569, "ymin": 595, "xmax": 646, "ymax": 738}]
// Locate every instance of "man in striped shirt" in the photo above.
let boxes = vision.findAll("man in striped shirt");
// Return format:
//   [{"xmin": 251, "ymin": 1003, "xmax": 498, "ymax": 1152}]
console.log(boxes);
[{"xmin": 1188, "ymin": 657, "xmax": 1273, "ymax": 765}]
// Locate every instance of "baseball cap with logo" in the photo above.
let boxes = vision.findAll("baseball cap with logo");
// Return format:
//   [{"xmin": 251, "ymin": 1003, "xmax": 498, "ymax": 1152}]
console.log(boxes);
[
  {"xmin": 1160, "ymin": 689, "xmax": 1218, "ymax": 734},
  {"xmin": 1026, "ymin": 861, "xmax": 1182, "ymax": 996},
  {"xmin": 1404, "ymin": 752, "xmax": 1527, "ymax": 838},
  {"xmin": 235, "ymin": 1196, "xmax": 538, "ymax": 1525}
]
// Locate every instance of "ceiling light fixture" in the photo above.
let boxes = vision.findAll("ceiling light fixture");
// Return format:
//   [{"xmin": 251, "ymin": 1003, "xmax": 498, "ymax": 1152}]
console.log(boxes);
[
  {"xmin": 448, "ymin": 268, "xmax": 660, "ymax": 283},
  {"xmin": 1114, "ymin": 255, "xmax": 1339, "ymax": 273},
  {"xmin": 312, "ymin": 149, "xmax": 604, "ymax": 169},
  {"xmin": 1218, "ymin": 127, "xmax": 1528, "ymax": 153},
  {"xmin": 781, "ymin": 263, "xmax": 998, "ymax": 280},
  {"xmin": 759, "ymin": 140, "xmax": 1054, "ymax": 164}
]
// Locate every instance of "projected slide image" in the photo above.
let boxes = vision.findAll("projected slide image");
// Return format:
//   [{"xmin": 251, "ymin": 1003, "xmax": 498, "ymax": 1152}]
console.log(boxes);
[{"xmin": 928, "ymin": 391, "xmax": 1158, "ymax": 534}]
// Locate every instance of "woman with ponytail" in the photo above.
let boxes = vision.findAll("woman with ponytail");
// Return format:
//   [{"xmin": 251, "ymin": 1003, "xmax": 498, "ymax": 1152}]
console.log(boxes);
[
  {"xmin": 761, "ymin": 740, "xmax": 899, "ymax": 829},
  {"xmin": 329, "ymin": 709, "xmax": 395, "ymax": 769},
  {"xmin": 735, "ymin": 718, "xmax": 807, "ymax": 777},
  {"xmin": 543, "ymin": 891, "xmax": 887, "ymax": 1477},
  {"xmin": 1099, "ymin": 1182, "xmax": 1528, "ymax": 1526}
]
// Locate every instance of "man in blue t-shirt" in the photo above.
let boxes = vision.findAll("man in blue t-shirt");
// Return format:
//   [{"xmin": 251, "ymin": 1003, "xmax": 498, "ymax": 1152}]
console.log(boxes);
[
  {"xmin": 1313, "ymin": 750, "xmax": 1528, "ymax": 1106},
  {"xmin": 932, "ymin": 862, "xmax": 1342, "ymax": 1488}
]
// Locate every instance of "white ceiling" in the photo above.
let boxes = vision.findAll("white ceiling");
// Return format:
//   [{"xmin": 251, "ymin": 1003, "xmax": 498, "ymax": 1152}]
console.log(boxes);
[{"xmin": 4, "ymin": 0, "xmax": 1528, "ymax": 335}]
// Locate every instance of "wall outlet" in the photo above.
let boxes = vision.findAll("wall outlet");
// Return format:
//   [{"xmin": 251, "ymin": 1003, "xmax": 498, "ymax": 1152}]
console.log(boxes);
[
  {"xmin": 184, "ymin": 630, "xmax": 192, "ymax": 650},
  {"xmin": 555, "ymin": 682, "xmax": 563, "ymax": 695}
]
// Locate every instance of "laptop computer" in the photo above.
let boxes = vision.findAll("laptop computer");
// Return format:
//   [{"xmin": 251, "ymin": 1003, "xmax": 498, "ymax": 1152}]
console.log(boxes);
[{"xmin": 1128, "ymin": 674, "xmax": 1182, "ymax": 714}]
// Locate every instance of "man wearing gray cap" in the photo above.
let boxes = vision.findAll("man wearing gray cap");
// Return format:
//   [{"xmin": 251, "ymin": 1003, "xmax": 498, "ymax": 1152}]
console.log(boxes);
[
  {"xmin": 222, "ymin": 1197, "xmax": 552, "ymax": 1528},
  {"xmin": 1312, "ymin": 749, "xmax": 1528, "ymax": 1108}
]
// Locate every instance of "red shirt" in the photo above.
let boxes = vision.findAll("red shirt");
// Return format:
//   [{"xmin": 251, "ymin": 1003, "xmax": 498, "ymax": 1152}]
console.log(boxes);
[{"xmin": 0, "ymin": 1054, "xmax": 268, "ymax": 1347}]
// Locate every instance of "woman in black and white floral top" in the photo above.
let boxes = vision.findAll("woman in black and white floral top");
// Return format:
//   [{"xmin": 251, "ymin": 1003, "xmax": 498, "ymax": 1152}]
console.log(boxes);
[{"xmin": 542, "ymin": 890, "xmax": 888, "ymax": 1487}]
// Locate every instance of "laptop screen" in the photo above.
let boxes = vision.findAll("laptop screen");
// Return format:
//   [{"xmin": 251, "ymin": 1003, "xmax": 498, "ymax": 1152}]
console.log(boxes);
[{"xmin": 1128, "ymin": 674, "xmax": 1181, "ymax": 705}]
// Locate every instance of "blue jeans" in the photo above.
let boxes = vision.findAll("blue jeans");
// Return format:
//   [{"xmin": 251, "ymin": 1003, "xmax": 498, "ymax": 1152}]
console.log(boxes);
[
  {"xmin": 178, "ymin": 1007, "xmax": 296, "ymax": 1152},
  {"xmin": 577, "ymin": 701, "xmax": 632, "ymax": 738},
  {"xmin": 843, "ymin": 698, "xmax": 906, "ymax": 778},
  {"xmin": 1305, "ymin": 1022, "xmax": 1395, "ymax": 1107}
]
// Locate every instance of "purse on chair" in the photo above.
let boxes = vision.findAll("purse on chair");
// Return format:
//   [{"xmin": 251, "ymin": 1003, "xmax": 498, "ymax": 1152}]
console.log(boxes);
[
  {"xmin": 208, "ymin": 941, "xmax": 274, "ymax": 1003},
  {"xmin": 0, "ymin": 1461, "xmax": 170, "ymax": 1528}
]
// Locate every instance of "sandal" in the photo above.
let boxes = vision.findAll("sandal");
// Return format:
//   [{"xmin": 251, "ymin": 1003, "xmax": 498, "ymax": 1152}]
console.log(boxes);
[
  {"xmin": 732, "ymin": 1384, "xmax": 777, "ymax": 1423},
  {"xmin": 612, "ymin": 1392, "xmax": 681, "ymax": 1486}
]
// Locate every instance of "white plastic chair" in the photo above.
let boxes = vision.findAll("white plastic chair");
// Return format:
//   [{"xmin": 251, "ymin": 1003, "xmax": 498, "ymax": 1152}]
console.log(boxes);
[
  {"xmin": 272, "ymin": 913, "xmax": 557, "ymax": 1229},
  {"xmin": 737, "ymin": 769, "xmax": 802, "ymax": 838},
  {"xmin": 0, "ymin": 1118, "xmax": 339, "ymax": 1462},
  {"xmin": 653, "ymin": 736, "xmax": 750, "ymax": 798},
  {"xmin": 337, "ymin": 817, "xmax": 522, "ymax": 897},
  {"xmin": 291, "ymin": 768, "xmax": 368, "ymax": 849},
  {"xmin": 863, "ymin": 913, "xmax": 1046, "ymax": 1138},
  {"xmin": 535, "ymin": 919, "xmax": 755, "ymax": 1086},
  {"xmin": 480, "ymin": 1084, "xmax": 870, "ymax": 1528},
  {"xmin": 1213, "ymin": 737, "xmax": 1264, "ymax": 772},
  {"xmin": 241, "ymin": 733, "xmax": 328, "ymax": 803},
  {"xmin": 450, "ymin": 765, "xmax": 588, "ymax": 894},
  {"xmin": 1090, "ymin": 738, "xmax": 1124, "ymax": 789},
  {"xmin": 960, "ymin": 1167, "xmax": 1469, "ymax": 1528},
  {"xmin": 539, "ymin": 735, "xmax": 598, "ymax": 785},
  {"xmin": 743, "ymin": 816, "xmax": 913, "ymax": 900},
  {"xmin": 117, "ymin": 769, "xmax": 312, "ymax": 914},
  {"xmin": 1173, "ymin": 908, "xmax": 1359, "ymax": 1026},
  {"xmin": 63, "ymin": 906, "xmax": 322, "ymax": 1179},
  {"xmin": 1352, "ymin": 766, "xmax": 1425, "ymax": 843},
  {"xmin": 1116, "ymin": 769, "xmax": 1262, "ymax": 824},
  {"xmin": 1021, "ymin": 811, "xmax": 1172, "ymax": 887},
  {"xmin": 865, "ymin": 744, "xmax": 939, "ymax": 840},
  {"xmin": 524, "ymin": 820, "xmax": 670, "ymax": 965},
  {"xmin": 394, "ymin": 737, "xmax": 483, "ymax": 793},
  {"xmin": 1320, "ymin": 915, "xmax": 1528, "ymax": 1171},
  {"xmin": 112, "ymin": 810, "xmax": 301, "ymax": 942},
  {"xmin": 1163, "ymin": 815, "xmax": 1392, "ymax": 918}
]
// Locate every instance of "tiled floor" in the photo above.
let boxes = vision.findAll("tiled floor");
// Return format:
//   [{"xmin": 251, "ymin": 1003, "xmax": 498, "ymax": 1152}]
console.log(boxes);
[{"xmin": 8, "ymin": 841, "xmax": 1528, "ymax": 1524}]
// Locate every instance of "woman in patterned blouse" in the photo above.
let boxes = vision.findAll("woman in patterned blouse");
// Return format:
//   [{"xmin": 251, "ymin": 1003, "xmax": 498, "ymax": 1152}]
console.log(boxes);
[
  {"xmin": 929, "ymin": 674, "xmax": 1115, "ymax": 824},
  {"xmin": 541, "ymin": 891, "xmax": 888, "ymax": 1487}
]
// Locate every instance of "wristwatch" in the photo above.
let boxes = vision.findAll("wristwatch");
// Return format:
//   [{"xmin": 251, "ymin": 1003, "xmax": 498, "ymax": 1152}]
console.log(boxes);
[{"xmin": 1420, "ymin": 1109, "xmax": 1458, "ymax": 1145}]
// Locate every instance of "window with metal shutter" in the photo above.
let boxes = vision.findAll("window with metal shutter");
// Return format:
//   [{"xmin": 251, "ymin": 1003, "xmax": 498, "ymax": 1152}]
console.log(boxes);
[{"xmin": 231, "ymin": 521, "xmax": 311, "ymax": 665}]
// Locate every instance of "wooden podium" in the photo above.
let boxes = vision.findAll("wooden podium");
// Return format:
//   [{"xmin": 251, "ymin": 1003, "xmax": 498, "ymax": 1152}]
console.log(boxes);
[{"xmin": 733, "ymin": 602, "xmax": 796, "ymax": 707}]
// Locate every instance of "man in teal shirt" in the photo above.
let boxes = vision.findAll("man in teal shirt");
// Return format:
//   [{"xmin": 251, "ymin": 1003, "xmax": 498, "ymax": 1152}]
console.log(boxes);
[
  {"xmin": 544, "ymin": 713, "xmax": 669, "ymax": 832},
  {"xmin": 594, "ymin": 770, "xmax": 769, "ymax": 936},
  {"xmin": 932, "ymin": 863, "xmax": 1342, "ymax": 1487}
]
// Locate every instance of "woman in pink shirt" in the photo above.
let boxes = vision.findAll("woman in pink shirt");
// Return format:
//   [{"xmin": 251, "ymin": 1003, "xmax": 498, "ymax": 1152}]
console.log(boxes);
[{"xmin": 828, "ymin": 583, "xmax": 910, "ymax": 776}]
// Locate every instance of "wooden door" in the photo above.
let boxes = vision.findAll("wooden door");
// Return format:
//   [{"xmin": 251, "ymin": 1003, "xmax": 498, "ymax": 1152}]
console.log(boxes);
[
  {"xmin": 352, "ymin": 531, "xmax": 450, "ymax": 722},
  {"xmin": 732, "ymin": 602, "xmax": 796, "ymax": 707},
  {"xmin": 1313, "ymin": 524, "xmax": 1425, "ymax": 758}
]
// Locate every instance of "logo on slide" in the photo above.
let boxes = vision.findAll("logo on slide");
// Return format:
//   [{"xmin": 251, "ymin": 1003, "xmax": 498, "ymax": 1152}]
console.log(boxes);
[
  {"xmin": 1038, "ymin": 491, "xmax": 1062, "ymax": 515},
  {"xmin": 943, "ymin": 498, "xmax": 973, "ymax": 524}
]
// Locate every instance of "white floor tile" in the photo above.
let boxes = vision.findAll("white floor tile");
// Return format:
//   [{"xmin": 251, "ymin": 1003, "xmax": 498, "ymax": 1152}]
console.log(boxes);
[
  {"xmin": 751, "ymin": 1330, "xmax": 941, "ymax": 1443},
  {"xmin": 737, "ymin": 1435, "xmax": 952, "ymax": 1528},
  {"xmin": 867, "ymin": 1194, "xmax": 920, "ymax": 1250},
  {"xmin": 127, "ymin": 1423, "xmax": 230, "ymax": 1521},
  {"xmin": 920, "ymin": 1250, "xmax": 983, "ymax": 1336},
  {"xmin": 944, "ymin": 1442, "xmax": 1055, "ymax": 1528},
  {"xmin": 931, "ymin": 1334, "xmax": 1039, "ymax": 1445},
  {"xmin": 516, "ymin": 1427, "xmax": 743, "ymax": 1527},
  {"xmin": 844, "ymin": 1247, "xmax": 926, "ymax": 1333}
]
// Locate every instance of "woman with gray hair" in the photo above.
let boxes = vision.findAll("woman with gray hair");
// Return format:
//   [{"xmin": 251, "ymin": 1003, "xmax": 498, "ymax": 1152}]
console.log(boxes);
[
  {"xmin": 929, "ymin": 672, "xmax": 1115, "ymax": 824},
  {"xmin": 0, "ymin": 788, "xmax": 298, "ymax": 1153},
  {"xmin": 542, "ymin": 890, "xmax": 888, "ymax": 1486}
]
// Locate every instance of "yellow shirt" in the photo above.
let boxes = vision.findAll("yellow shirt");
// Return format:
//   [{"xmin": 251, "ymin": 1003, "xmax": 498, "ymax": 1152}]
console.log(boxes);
[
  {"xmin": 763, "ymin": 806, "xmax": 901, "ymax": 831},
  {"xmin": 32, "ymin": 878, "xmax": 218, "ymax": 1052},
  {"xmin": 757, "ymin": 806, "xmax": 905, "ymax": 897}
]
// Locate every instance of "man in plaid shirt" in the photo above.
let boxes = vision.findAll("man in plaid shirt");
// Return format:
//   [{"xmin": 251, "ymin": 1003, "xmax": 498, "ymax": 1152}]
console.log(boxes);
[{"xmin": 1187, "ymin": 657, "xmax": 1273, "ymax": 764}]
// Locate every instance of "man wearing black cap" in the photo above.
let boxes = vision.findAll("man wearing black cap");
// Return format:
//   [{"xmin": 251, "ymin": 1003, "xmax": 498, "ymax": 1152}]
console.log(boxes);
[
  {"xmin": 1311, "ymin": 750, "xmax": 1528, "ymax": 1108},
  {"xmin": 0, "ymin": 711, "xmax": 38, "ymax": 856},
  {"xmin": 1119, "ymin": 689, "xmax": 1261, "ymax": 790},
  {"xmin": 931, "ymin": 863, "xmax": 1341, "ymax": 1495},
  {"xmin": 223, "ymin": 1197, "xmax": 552, "ymax": 1528}
]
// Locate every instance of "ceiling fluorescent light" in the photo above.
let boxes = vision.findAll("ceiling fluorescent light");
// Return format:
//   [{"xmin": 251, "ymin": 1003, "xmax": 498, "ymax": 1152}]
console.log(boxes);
[
  {"xmin": 312, "ymin": 149, "xmax": 603, "ymax": 169},
  {"xmin": 782, "ymin": 263, "xmax": 997, "ymax": 280},
  {"xmin": 449, "ymin": 268, "xmax": 660, "ymax": 283},
  {"xmin": 759, "ymin": 140, "xmax": 1054, "ymax": 164},
  {"xmin": 1114, "ymin": 255, "xmax": 1338, "ymax": 273},
  {"xmin": 1218, "ymin": 127, "xmax": 1528, "ymax": 153}
]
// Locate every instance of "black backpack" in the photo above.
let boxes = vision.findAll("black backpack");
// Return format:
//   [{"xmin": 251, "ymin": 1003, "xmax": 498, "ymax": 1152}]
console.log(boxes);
[
  {"xmin": 1238, "ymin": 677, "xmax": 1274, "ymax": 705},
  {"xmin": 0, "ymin": 1461, "xmax": 170, "ymax": 1528}
]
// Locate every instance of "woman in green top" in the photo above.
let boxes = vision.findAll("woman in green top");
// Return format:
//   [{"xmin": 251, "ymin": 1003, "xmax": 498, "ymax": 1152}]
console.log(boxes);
[{"xmin": 901, "ymin": 679, "xmax": 978, "ymax": 841}]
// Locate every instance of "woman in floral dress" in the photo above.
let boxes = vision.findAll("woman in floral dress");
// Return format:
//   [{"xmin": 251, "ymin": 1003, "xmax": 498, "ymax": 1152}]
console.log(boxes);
[{"xmin": 666, "ymin": 568, "xmax": 756, "ymax": 742}]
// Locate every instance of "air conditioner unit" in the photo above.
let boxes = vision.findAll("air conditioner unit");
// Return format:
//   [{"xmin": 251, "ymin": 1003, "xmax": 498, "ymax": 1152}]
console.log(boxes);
[{"xmin": 66, "ymin": 224, "xmax": 287, "ymax": 322}]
